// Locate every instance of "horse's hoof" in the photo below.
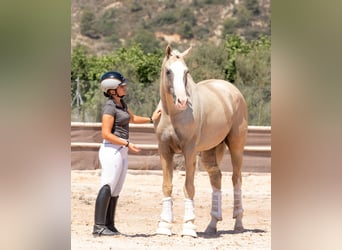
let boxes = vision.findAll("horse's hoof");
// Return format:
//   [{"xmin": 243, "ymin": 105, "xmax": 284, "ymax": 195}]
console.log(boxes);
[
  {"xmin": 181, "ymin": 222, "xmax": 197, "ymax": 238},
  {"xmin": 233, "ymin": 213, "xmax": 244, "ymax": 232},
  {"xmin": 181, "ymin": 228, "xmax": 198, "ymax": 238},
  {"xmin": 234, "ymin": 223, "xmax": 244, "ymax": 232},
  {"xmin": 204, "ymin": 225, "xmax": 217, "ymax": 234},
  {"xmin": 156, "ymin": 227, "xmax": 172, "ymax": 236},
  {"xmin": 156, "ymin": 221, "xmax": 172, "ymax": 236}
]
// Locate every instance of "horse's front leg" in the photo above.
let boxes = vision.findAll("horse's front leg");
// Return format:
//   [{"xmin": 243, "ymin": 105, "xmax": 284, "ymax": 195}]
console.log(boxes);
[
  {"xmin": 181, "ymin": 151, "xmax": 197, "ymax": 237},
  {"xmin": 156, "ymin": 151, "xmax": 174, "ymax": 236},
  {"xmin": 201, "ymin": 147, "xmax": 224, "ymax": 234}
]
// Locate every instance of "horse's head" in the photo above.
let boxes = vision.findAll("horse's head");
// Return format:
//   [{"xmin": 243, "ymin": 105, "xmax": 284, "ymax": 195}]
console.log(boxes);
[{"xmin": 161, "ymin": 45, "xmax": 192, "ymax": 111}]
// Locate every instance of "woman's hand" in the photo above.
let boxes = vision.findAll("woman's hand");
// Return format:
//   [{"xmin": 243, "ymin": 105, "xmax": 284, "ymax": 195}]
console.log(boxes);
[
  {"xmin": 151, "ymin": 108, "xmax": 162, "ymax": 122},
  {"xmin": 127, "ymin": 142, "xmax": 141, "ymax": 153}
]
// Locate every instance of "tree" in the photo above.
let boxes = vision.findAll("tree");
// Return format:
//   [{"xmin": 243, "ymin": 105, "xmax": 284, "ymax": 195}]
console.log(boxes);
[
  {"xmin": 71, "ymin": 44, "xmax": 162, "ymax": 121},
  {"xmin": 224, "ymin": 34, "xmax": 271, "ymax": 125}
]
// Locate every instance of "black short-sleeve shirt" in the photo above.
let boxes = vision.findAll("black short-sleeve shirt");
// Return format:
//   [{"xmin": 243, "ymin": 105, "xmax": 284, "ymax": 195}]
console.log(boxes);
[{"xmin": 102, "ymin": 99, "xmax": 130, "ymax": 139}]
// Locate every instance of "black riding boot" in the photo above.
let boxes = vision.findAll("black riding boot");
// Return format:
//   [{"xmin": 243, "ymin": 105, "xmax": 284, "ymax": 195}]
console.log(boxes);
[
  {"xmin": 92, "ymin": 185, "xmax": 116, "ymax": 236},
  {"xmin": 106, "ymin": 196, "xmax": 120, "ymax": 234}
]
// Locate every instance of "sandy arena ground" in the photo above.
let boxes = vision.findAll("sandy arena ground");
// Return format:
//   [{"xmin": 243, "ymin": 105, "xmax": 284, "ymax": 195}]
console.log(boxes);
[{"xmin": 71, "ymin": 169, "xmax": 271, "ymax": 250}]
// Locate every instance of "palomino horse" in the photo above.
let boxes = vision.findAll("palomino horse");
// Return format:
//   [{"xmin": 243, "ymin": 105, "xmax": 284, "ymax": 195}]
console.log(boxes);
[{"xmin": 154, "ymin": 45, "xmax": 248, "ymax": 237}]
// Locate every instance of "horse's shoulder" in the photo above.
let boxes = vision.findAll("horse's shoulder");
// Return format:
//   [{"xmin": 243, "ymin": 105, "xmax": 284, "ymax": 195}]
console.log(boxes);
[{"xmin": 156, "ymin": 119, "xmax": 174, "ymax": 134}]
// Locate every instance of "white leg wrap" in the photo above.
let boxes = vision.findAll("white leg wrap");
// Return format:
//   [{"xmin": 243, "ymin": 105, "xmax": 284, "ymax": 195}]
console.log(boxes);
[
  {"xmin": 160, "ymin": 197, "xmax": 173, "ymax": 223},
  {"xmin": 181, "ymin": 199, "xmax": 197, "ymax": 237},
  {"xmin": 233, "ymin": 188, "xmax": 244, "ymax": 231},
  {"xmin": 183, "ymin": 198, "xmax": 195, "ymax": 222},
  {"xmin": 211, "ymin": 191, "xmax": 222, "ymax": 221},
  {"xmin": 233, "ymin": 189, "xmax": 244, "ymax": 218},
  {"xmin": 156, "ymin": 197, "xmax": 173, "ymax": 236}
]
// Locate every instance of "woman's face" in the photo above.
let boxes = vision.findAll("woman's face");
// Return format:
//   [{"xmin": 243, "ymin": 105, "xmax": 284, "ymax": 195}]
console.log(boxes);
[
  {"xmin": 116, "ymin": 85, "xmax": 127, "ymax": 95},
  {"xmin": 108, "ymin": 84, "xmax": 126, "ymax": 96}
]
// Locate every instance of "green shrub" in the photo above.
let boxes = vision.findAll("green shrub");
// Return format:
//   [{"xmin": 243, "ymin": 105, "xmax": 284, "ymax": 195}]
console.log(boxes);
[
  {"xmin": 80, "ymin": 10, "xmax": 100, "ymax": 38},
  {"xmin": 96, "ymin": 8, "xmax": 116, "ymax": 36},
  {"xmin": 71, "ymin": 44, "xmax": 162, "ymax": 121},
  {"xmin": 151, "ymin": 11, "xmax": 178, "ymax": 26},
  {"xmin": 130, "ymin": 2, "xmax": 143, "ymax": 12},
  {"xmin": 222, "ymin": 18, "xmax": 239, "ymax": 38},
  {"xmin": 187, "ymin": 43, "xmax": 227, "ymax": 82},
  {"xmin": 245, "ymin": 0, "xmax": 260, "ymax": 15},
  {"xmin": 179, "ymin": 22, "xmax": 194, "ymax": 39},
  {"xmin": 127, "ymin": 29, "xmax": 161, "ymax": 54}
]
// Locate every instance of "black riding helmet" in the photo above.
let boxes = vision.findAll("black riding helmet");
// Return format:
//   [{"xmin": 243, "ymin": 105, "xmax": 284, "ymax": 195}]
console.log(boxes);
[
  {"xmin": 100, "ymin": 71, "xmax": 127, "ymax": 97},
  {"xmin": 100, "ymin": 71, "xmax": 126, "ymax": 83}
]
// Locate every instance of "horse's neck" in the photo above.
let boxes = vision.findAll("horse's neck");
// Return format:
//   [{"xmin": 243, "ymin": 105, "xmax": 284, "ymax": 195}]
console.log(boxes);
[{"xmin": 187, "ymin": 74, "xmax": 196, "ymax": 96}]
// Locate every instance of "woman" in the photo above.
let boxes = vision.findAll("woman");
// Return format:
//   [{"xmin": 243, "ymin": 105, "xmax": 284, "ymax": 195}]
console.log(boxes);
[{"xmin": 93, "ymin": 71, "xmax": 161, "ymax": 236}]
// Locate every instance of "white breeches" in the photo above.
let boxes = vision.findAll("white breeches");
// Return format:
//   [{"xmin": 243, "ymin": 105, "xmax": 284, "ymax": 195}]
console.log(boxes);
[{"xmin": 99, "ymin": 142, "xmax": 128, "ymax": 196}]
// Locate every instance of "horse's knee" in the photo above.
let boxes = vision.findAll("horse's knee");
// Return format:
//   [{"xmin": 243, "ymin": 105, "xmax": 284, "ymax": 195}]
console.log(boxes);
[
  {"xmin": 207, "ymin": 167, "xmax": 222, "ymax": 181},
  {"xmin": 162, "ymin": 184, "xmax": 173, "ymax": 196},
  {"xmin": 232, "ymin": 173, "xmax": 242, "ymax": 187},
  {"xmin": 206, "ymin": 166, "xmax": 222, "ymax": 190}
]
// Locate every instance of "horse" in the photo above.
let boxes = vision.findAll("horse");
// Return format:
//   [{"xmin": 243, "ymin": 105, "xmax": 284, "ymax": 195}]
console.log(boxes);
[{"xmin": 154, "ymin": 45, "xmax": 248, "ymax": 237}]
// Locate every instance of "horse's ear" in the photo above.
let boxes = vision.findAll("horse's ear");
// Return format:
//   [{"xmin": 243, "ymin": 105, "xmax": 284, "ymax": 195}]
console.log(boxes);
[
  {"xmin": 181, "ymin": 46, "xmax": 192, "ymax": 58},
  {"xmin": 165, "ymin": 45, "xmax": 172, "ymax": 58}
]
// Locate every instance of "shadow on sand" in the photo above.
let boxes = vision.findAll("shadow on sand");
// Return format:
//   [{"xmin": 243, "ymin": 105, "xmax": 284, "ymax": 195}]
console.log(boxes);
[
  {"xmin": 119, "ymin": 228, "xmax": 266, "ymax": 239},
  {"xmin": 197, "ymin": 228, "xmax": 267, "ymax": 239},
  {"xmin": 121, "ymin": 233, "xmax": 158, "ymax": 238}
]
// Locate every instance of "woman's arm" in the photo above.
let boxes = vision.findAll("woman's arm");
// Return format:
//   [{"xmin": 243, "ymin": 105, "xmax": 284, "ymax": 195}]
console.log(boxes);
[{"xmin": 128, "ymin": 108, "xmax": 161, "ymax": 124}]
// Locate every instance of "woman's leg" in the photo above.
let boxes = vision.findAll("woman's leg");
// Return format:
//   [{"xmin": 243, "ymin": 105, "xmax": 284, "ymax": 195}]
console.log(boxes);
[{"xmin": 98, "ymin": 145, "xmax": 128, "ymax": 233}]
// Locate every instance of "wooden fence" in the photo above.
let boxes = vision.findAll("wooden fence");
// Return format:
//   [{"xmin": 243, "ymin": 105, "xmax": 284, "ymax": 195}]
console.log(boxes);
[
  {"xmin": 71, "ymin": 123, "xmax": 271, "ymax": 171},
  {"xmin": 71, "ymin": 123, "xmax": 271, "ymax": 152}
]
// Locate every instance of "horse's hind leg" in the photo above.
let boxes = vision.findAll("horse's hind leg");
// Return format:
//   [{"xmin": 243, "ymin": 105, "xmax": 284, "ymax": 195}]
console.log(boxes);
[
  {"xmin": 226, "ymin": 129, "xmax": 247, "ymax": 232},
  {"xmin": 202, "ymin": 143, "xmax": 225, "ymax": 234},
  {"xmin": 156, "ymin": 152, "xmax": 174, "ymax": 236}
]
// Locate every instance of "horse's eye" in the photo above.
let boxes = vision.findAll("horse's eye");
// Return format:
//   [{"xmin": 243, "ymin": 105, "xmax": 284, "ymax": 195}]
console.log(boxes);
[{"xmin": 166, "ymin": 70, "xmax": 171, "ymax": 75}]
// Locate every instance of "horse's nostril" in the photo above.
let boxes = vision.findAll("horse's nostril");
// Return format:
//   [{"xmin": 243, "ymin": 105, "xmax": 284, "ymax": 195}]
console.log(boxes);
[{"xmin": 178, "ymin": 98, "xmax": 187, "ymax": 105}]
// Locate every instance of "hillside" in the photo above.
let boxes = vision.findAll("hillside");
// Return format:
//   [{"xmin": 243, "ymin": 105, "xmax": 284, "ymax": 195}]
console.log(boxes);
[{"xmin": 71, "ymin": 0, "xmax": 270, "ymax": 55}]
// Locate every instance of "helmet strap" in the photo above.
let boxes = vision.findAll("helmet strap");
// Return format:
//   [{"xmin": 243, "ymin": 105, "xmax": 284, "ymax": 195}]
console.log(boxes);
[{"xmin": 111, "ymin": 90, "xmax": 125, "ymax": 99}]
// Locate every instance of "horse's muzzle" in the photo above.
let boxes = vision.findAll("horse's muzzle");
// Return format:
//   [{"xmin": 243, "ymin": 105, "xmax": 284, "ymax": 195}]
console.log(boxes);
[{"xmin": 175, "ymin": 97, "xmax": 187, "ymax": 110}]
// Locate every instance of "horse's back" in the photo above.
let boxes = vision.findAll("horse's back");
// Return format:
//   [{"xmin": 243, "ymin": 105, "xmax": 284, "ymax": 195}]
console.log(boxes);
[
  {"xmin": 194, "ymin": 79, "xmax": 246, "ymax": 116},
  {"xmin": 197, "ymin": 79, "xmax": 243, "ymax": 98}
]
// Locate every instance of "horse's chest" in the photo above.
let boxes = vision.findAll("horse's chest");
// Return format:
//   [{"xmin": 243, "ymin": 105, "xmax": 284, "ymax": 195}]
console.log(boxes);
[
  {"xmin": 157, "ymin": 125, "xmax": 185, "ymax": 151},
  {"xmin": 158, "ymin": 126, "xmax": 178, "ymax": 142}
]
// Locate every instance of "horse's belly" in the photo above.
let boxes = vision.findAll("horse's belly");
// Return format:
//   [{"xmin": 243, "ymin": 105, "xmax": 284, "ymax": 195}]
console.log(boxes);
[{"xmin": 196, "ymin": 126, "xmax": 230, "ymax": 151}]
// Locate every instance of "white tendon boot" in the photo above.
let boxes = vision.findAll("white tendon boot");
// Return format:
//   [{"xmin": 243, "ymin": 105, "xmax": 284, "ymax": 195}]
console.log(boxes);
[
  {"xmin": 233, "ymin": 189, "xmax": 244, "ymax": 232},
  {"xmin": 205, "ymin": 190, "xmax": 222, "ymax": 234},
  {"xmin": 156, "ymin": 197, "xmax": 173, "ymax": 236},
  {"xmin": 181, "ymin": 199, "xmax": 197, "ymax": 237}
]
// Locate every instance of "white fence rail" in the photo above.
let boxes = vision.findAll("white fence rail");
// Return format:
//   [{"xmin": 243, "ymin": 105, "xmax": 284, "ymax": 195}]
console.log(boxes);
[{"xmin": 71, "ymin": 123, "xmax": 271, "ymax": 153}]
